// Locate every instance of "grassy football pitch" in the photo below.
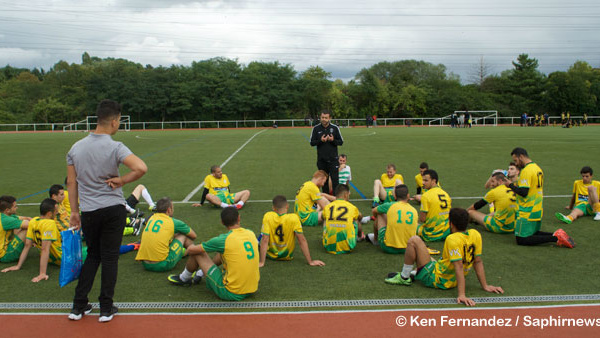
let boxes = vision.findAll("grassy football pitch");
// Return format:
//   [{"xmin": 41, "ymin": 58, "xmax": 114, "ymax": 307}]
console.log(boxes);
[{"xmin": 1, "ymin": 125, "xmax": 599, "ymax": 306}]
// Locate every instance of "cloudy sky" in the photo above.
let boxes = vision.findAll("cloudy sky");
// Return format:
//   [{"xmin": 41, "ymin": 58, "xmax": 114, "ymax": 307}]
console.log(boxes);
[{"xmin": 1, "ymin": 0, "xmax": 599, "ymax": 82}]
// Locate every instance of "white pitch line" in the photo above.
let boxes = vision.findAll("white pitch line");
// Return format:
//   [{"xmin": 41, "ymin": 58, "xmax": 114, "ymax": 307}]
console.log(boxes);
[{"xmin": 182, "ymin": 129, "xmax": 268, "ymax": 202}]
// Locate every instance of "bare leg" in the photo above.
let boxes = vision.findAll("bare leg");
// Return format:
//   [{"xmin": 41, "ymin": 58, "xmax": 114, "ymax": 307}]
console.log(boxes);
[
  {"xmin": 206, "ymin": 194, "xmax": 225, "ymax": 207},
  {"xmin": 373, "ymin": 180, "xmax": 386, "ymax": 200},
  {"xmin": 404, "ymin": 235, "xmax": 432, "ymax": 269},
  {"xmin": 233, "ymin": 190, "xmax": 251, "ymax": 203},
  {"xmin": 467, "ymin": 210, "xmax": 487, "ymax": 227},
  {"xmin": 130, "ymin": 184, "xmax": 145, "ymax": 200}
]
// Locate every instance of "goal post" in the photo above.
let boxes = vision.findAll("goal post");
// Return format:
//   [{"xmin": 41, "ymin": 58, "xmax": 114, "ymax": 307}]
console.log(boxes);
[
  {"xmin": 63, "ymin": 115, "xmax": 131, "ymax": 132},
  {"xmin": 453, "ymin": 111, "xmax": 498, "ymax": 127}
]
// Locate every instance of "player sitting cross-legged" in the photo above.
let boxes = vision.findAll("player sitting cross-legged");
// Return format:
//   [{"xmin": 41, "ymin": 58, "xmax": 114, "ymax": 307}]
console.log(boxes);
[
  {"xmin": 385, "ymin": 208, "xmax": 504, "ymax": 306},
  {"xmin": 258, "ymin": 195, "xmax": 325, "ymax": 267},
  {"xmin": 372, "ymin": 164, "xmax": 404, "ymax": 207},
  {"xmin": 192, "ymin": 165, "xmax": 250, "ymax": 210}
]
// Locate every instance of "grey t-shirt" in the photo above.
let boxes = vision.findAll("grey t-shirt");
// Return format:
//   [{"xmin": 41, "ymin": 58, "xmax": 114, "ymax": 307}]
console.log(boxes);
[{"xmin": 66, "ymin": 133, "xmax": 133, "ymax": 212}]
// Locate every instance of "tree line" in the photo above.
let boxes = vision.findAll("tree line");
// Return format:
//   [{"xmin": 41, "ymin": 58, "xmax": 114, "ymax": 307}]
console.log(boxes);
[{"xmin": 0, "ymin": 52, "xmax": 598, "ymax": 124}]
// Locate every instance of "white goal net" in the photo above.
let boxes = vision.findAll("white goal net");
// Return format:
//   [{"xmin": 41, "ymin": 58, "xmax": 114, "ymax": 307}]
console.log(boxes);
[
  {"xmin": 63, "ymin": 115, "xmax": 131, "ymax": 132},
  {"xmin": 428, "ymin": 111, "xmax": 498, "ymax": 127}
]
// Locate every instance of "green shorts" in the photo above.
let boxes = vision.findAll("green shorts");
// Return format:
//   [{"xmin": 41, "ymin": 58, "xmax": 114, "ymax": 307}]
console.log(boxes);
[
  {"xmin": 384, "ymin": 188, "xmax": 395, "ymax": 203},
  {"xmin": 205, "ymin": 265, "xmax": 251, "ymax": 301},
  {"xmin": 483, "ymin": 215, "xmax": 514, "ymax": 234},
  {"xmin": 0, "ymin": 236, "xmax": 24, "ymax": 263},
  {"xmin": 574, "ymin": 203, "xmax": 593, "ymax": 216},
  {"xmin": 142, "ymin": 239, "xmax": 185, "ymax": 272},
  {"xmin": 215, "ymin": 191, "xmax": 236, "ymax": 205},
  {"xmin": 415, "ymin": 260, "xmax": 438, "ymax": 289},
  {"xmin": 301, "ymin": 211, "xmax": 319, "ymax": 227},
  {"xmin": 514, "ymin": 218, "xmax": 541, "ymax": 238},
  {"xmin": 378, "ymin": 227, "xmax": 405, "ymax": 254}
]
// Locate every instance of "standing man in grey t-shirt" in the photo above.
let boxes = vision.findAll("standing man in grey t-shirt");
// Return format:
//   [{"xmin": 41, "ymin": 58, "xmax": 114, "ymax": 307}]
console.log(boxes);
[{"xmin": 67, "ymin": 100, "xmax": 147, "ymax": 323}]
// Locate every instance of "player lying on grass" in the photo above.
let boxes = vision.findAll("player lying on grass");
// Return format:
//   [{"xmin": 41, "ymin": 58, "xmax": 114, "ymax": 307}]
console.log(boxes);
[
  {"xmin": 322, "ymin": 184, "xmax": 370, "ymax": 254},
  {"xmin": 259, "ymin": 195, "xmax": 324, "ymax": 267},
  {"xmin": 372, "ymin": 164, "xmax": 404, "ymax": 207},
  {"xmin": 136, "ymin": 197, "xmax": 197, "ymax": 272},
  {"xmin": 366, "ymin": 185, "xmax": 419, "ymax": 254},
  {"xmin": 168, "ymin": 207, "xmax": 259, "ymax": 301},
  {"xmin": 417, "ymin": 170, "xmax": 451, "ymax": 242},
  {"xmin": 467, "ymin": 172, "xmax": 517, "ymax": 234},
  {"xmin": 192, "ymin": 165, "xmax": 250, "ymax": 210},
  {"xmin": 385, "ymin": 208, "xmax": 504, "ymax": 306},
  {"xmin": 556, "ymin": 166, "xmax": 600, "ymax": 224},
  {"xmin": 2, "ymin": 198, "xmax": 87, "ymax": 282},
  {"xmin": 294, "ymin": 170, "xmax": 336, "ymax": 227},
  {"xmin": 0, "ymin": 195, "xmax": 30, "ymax": 264}
]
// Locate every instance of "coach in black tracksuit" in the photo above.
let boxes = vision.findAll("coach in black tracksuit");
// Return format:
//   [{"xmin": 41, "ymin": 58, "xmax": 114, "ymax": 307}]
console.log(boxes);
[{"xmin": 310, "ymin": 110, "xmax": 344, "ymax": 193}]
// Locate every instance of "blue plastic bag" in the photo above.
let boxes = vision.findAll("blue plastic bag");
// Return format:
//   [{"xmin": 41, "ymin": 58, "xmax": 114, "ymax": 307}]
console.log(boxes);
[{"xmin": 59, "ymin": 229, "xmax": 83, "ymax": 287}]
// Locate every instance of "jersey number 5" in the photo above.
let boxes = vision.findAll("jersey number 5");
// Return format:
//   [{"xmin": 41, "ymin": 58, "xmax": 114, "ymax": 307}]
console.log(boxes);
[{"xmin": 438, "ymin": 194, "xmax": 449, "ymax": 209}]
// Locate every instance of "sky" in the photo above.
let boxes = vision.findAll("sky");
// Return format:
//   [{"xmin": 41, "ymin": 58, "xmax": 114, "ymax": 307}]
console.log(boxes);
[{"xmin": 1, "ymin": 0, "xmax": 599, "ymax": 83}]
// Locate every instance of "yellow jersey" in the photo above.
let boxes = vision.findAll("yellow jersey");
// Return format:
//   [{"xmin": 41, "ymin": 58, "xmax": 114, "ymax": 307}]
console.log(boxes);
[
  {"xmin": 419, "ymin": 186, "xmax": 451, "ymax": 241},
  {"xmin": 573, "ymin": 180, "xmax": 600, "ymax": 206},
  {"xmin": 415, "ymin": 174, "xmax": 440, "ymax": 192},
  {"xmin": 55, "ymin": 202, "xmax": 70, "ymax": 232},
  {"xmin": 204, "ymin": 174, "xmax": 231, "ymax": 195},
  {"xmin": 62, "ymin": 190, "xmax": 71, "ymax": 214},
  {"xmin": 294, "ymin": 181, "xmax": 322, "ymax": 224},
  {"xmin": 431, "ymin": 229, "xmax": 483, "ymax": 289},
  {"xmin": 136, "ymin": 213, "xmax": 191, "ymax": 262},
  {"xmin": 201, "ymin": 227, "xmax": 260, "ymax": 295},
  {"xmin": 384, "ymin": 201, "xmax": 418, "ymax": 249},
  {"xmin": 381, "ymin": 173, "xmax": 404, "ymax": 189},
  {"xmin": 260, "ymin": 212, "xmax": 303, "ymax": 260},
  {"xmin": 26, "ymin": 217, "xmax": 62, "ymax": 265},
  {"xmin": 322, "ymin": 199, "xmax": 360, "ymax": 254},
  {"xmin": 516, "ymin": 162, "xmax": 544, "ymax": 221},
  {"xmin": 483, "ymin": 185, "xmax": 517, "ymax": 229}
]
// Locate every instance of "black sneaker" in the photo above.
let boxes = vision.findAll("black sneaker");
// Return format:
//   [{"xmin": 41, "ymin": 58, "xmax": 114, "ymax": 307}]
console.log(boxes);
[
  {"xmin": 98, "ymin": 305, "xmax": 118, "ymax": 323},
  {"xmin": 132, "ymin": 217, "xmax": 146, "ymax": 236},
  {"xmin": 167, "ymin": 274, "xmax": 193, "ymax": 286},
  {"xmin": 68, "ymin": 303, "xmax": 93, "ymax": 321}
]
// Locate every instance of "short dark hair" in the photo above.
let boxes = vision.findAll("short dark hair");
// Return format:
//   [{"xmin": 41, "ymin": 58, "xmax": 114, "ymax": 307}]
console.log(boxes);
[
  {"xmin": 394, "ymin": 184, "xmax": 409, "ymax": 200},
  {"xmin": 511, "ymin": 147, "xmax": 528, "ymax": 157},
  {"xmin": 272, "ymin": 195, "xmax": 288, "ymax": 210},
  {"xmin": 419, "ymin": 162, "xmax": 429, "ymax": 169},
  {"xmin": 422, "ymin": 169, "xmax": 438, "ymax": 183},
  {"xmin": 221, "ymin": 207, "xmax": 239, "ymax": 227},
  {"xmin": 492, "ymin": 172, "xmax": 506, "ymax": 180},
  {"xmin": 210, "ymin": 165, "xmax": 220, "ymax": 173},
  {"xmin": 49, "ymin": 184, "xmax": 64, "ymax": 198},
  {"xmin": 320, "ymin": 109, "xmax": 331, "ymax": 116},
  {"xmin": 155, "ymin": 197, "xmax": 172, "ymax": 213},
  {"xmin": 96, "ymin": 99, "xmax": 122, "ymax": 125},
  {"xmin": 40, "ymin": 198, "xmax": 57, "ymax": 215},
  {"xmin": 449, "ymin": 208, "xmax": 469, "ymax": 231},
  {"xmin": 581, "ymin": 166, "xmax": 593, "ymax": 175},
  {"xmin": 0, "ymin": 195, "xmax": 16, "ymax": 212},
  {"xmin": 335, "ymin": 183, "xmax": 350, "ymax": 197},
  {"xmin": 387, "ymin": 164, "xmax": 396, "ymax": 171},
  {"xmin": 509, "ymin": 162, "xmax": 517, "ymax": 168},
  {"xmin": 339, "ymin": 154, "xmax": 347, "ymax": 159}
]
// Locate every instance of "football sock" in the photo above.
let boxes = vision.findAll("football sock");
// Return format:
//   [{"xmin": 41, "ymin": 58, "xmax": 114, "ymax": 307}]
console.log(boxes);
[
  {"xmin": 195, "ymin": 269, "xmax": 205, "ymax": 278},
  {"xmin": 401, "ymin": 264, "xmax": 414, "ymax": 280},
  {"xmin": 593, "ymin": 202, "xmax": 600, "ymax": 213},
  {"xmin": 236, "ymin": 201, "xmax": 244, "ymax": 207},
  {"xmin": 220, "ymin": 202, "xmax": 230, "ymax": 208},
  {"xmin": 567, "ymin": 215, "xmax": 574, "ymax": 221},
  {"xmin": 142, "ymin": 188, "xmax": 155, "ymax": 209},
  {"xmin": 373, "ymin": 197, "xmax": 381, "ymax": 203},
  {"xmin": 180, "ymin": 268, "xmax": 193, "ymax": 282},
  {"xmin": 125, "ymin": 204, "xmax": 136, "ymax": 214},
  {"xmin": 360, "ymin": 216, "xmax": 371, "ymax": 224}
]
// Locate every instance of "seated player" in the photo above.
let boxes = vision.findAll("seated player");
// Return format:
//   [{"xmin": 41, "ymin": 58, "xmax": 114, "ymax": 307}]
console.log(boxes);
[
  {"xmin": 556, "ymin": 166, "xmax": 600, "ymax": 223},
  {"xmin": 168, "ymin": 207, "xmax": 259, "ymax": 301},
  {"xmin": 1, "ymin": 198, "xmax": 86, "ymax": 282},
  {"xmin": 329, "ymin": 154, "xmax": 352, "ymax": 193},
  {"xmin": 467, "ymin": 172, "xmax": 517, "ymax": 234},
  {"xmin": 418, "ymin": 170, "xmax": 451, "ymax": 242},
  {"xmin": 0, "ymin": 195, "xmax": 30, "ymax": 263},
  {"xmin": 258, "ymin": 195, "xmax": 325, "ymax": 267},
  {"xmin": 367, "ymin": 185, "xmax": 418, "ymax": 254},
  {"xmin": 385, "ymin": 208, "xmax": 504, "ymax": 306},
  {"xmin": 294, "ymin": 170, "xmax": 335, "ymax": 227},
  {"xmin": 413, "ymin": 162, "xmax": 429, "ymax": 203},
  {"xmin": 192, "ymin": 165, "xmax": 250, "ymax": 209},
  {"xmin": 484, "ymin": 162, "xmax": 519, "ymax": 190},
  {"xmin": 136, "ymin": 197, "xmax": 197, "ymax": 272},
  {"xmin": 49, "ymin": 184, "xmax": 71, "ymax": 232},
  {"xmin": 322, "ymin": 184, "xmax": 370, "ymax": 254},
  {"xmin": 373, "ymin": 164, "xmax": 404, "ymax": 207}
]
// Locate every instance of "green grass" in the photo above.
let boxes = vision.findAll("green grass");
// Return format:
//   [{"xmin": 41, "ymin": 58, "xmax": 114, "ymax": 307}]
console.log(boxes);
[{"xmin": 1, "ymin": 126, "xmax": 599, "ymax": 306}]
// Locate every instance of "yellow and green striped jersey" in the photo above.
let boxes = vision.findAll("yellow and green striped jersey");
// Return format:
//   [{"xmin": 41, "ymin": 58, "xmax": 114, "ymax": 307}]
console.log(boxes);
[
  {"xmin": 419, "ymin": 186, "xmax": 451, "ymax": 241},
  {"xmin": 381, "ymin": 173, "xmax": 404, "ymax": 189},
  {"xmin": 55, "ymin": 202, "xmax": 70, "ymax": 232},
  {"xmin": 136, "ymin": 213, "xmax": 191, "ymax": 262},
  {"xmin": 322, "ymin": 199, "xmax": 360, "ymax": 254},
  {"xmin": 204, "ymin": 174, "xmax": 230, "ymax": 195},
  {"xmin": 384, "ymin": 201, "xmax": 418, "ymax": 249},
  {"xmin": 484, "ymin": 185, "xmax": 517, "ymax": 230},
  {"xmin": 201, "ymin": 227, "xmax": 260, "ymax": 295},
  {"xmin": 260, "ymin": 212, "xmax": 303, "ymax": 260},
  {"xmin": 26, "ymin": 217, "xmax": 62, "ymax": 265},
  {"xmin": 432, "ymin": 229, "xmax": 482, "ymax": 289},
  {"xmin": 294, "ymin": 181, "xmax": 322, "ymax": 224},
  {"xmin": 0, "ymin": 213, "xmax": 22, "ymax": 258},
  {"xmin": 573, "ymin": 179, "xmax": 600, "ymax": 206},
  {"xmin": 516, "ymin": 162, "xmax": 544, "ymax": 221}
]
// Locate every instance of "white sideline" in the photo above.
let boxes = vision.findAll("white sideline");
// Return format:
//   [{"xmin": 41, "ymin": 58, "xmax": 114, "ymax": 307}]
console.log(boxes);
[{"xmin": 182, "ymin": 129, "xmax": 268, "ymax": 202}]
